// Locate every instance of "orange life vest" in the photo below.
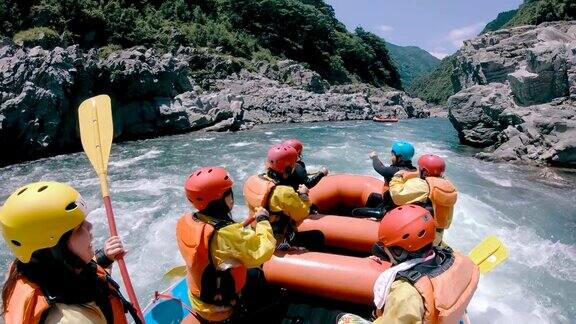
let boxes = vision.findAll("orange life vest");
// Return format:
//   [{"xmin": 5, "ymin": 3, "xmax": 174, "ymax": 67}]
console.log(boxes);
[
  {"xmin": 243, "ymin": 174, "xmax": 293, "ymax": 242},
  {"xmin": 4, "ymin": 264, "xmax": 129, "ymax": 324},
  {"xmin": 425, "ymin": 177, "xmax": 457, "ymax": 229},
  {"xmin": 243, "ymin": 174, "xmax": 277, "ymax": 217},
  {"xmin": 176, "ymin": 213, "xmax": 247, "ymax": 306},
  {"xmin": 396, "ymin": 248, "xmax": 479, "ymax": 324}
]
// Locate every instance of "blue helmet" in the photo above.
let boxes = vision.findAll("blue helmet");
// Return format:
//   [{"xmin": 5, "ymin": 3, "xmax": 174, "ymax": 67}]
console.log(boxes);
[{"xmin": 391, "ymin": 141, "xmax": 415, "ymax": 161}]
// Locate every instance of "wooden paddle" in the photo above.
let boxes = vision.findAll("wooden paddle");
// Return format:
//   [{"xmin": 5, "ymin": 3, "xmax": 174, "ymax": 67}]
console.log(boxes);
[{"xmin": 78, "ymin": 95, "xmax": 144, "ymax": 321}]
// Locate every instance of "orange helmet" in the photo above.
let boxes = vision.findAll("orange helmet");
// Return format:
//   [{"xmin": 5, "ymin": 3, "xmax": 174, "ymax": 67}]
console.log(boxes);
[
  {"xmin": 418, "ymin": 154, "xmax": 446, "ymax": 177},
  {"xmin": 378, "ymin": 205, "xmax": 435, "ymax": 252},
  {"xmin": 283, "ymin": 139, "xmax": 303, "ymax": 155},
  {"xmin": 185, "ymin": 167, "xmax": 233, "ymax": 210},
  {"xmin": 266, "ymin": 144, "xmax": 298, "ymax": 174}
]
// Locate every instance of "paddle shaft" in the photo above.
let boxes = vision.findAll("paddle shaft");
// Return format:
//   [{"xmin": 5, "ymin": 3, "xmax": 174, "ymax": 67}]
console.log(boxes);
[
  {"xmin": 79, "ymin": 96, "xmax": 144, "ymax": 322},
  {"xmin": 100, "ymin": 181, "xmax": 144, "ymax": 322}
]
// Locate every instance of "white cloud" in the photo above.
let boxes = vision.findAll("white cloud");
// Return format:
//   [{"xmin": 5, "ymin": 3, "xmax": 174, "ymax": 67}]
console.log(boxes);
[
  {"xmin": 377, "ymin": 25, "xmax": 394, "ymax": 33},
  {"xmin": 430, "ymin": 52, "xmax": 449, "ymax": 59},
  {"xmin": 447, "ymin": 22, "xmax": 485, "ymax": 47}
]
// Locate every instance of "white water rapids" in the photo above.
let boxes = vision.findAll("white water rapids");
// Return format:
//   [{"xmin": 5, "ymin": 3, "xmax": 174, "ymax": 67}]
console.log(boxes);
[{"xmin": 1, "ymin": 119, "xmax": 574, "ymax": 323}]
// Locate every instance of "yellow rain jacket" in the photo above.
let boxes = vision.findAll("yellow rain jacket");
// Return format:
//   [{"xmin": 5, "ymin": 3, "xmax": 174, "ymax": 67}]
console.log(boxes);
[
  {"xmin": 374, "ymin": 281, "xmax": 424, "ymax": 324},
  {"xmin": 389, "ymin": 172, "xmax": 458, "ymax": 246},
  {"xmin": 389, "ymin": 174, "xmax": 429, "ymax": 206},
  {"xmin": 268, "ymin": 185, "xmax": 311, "ymax": 223},
  {"xmin": 181, "ymin": 214, "xmax": 276, "ymax": 322}
]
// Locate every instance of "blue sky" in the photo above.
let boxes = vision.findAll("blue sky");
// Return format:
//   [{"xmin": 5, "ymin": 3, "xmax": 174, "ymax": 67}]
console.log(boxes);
[{"xmin": 325, "ymin": 0, "xmax": 523, "ymax": 58}]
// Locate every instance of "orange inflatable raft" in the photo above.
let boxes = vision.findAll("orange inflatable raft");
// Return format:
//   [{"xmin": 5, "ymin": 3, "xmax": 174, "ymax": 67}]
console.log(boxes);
[
  {"xmin": 263, "ymin": 250, "xmax": 390, "ymax": 305},
  {"xmin": 372, "ymin": 116, "xmax": 399, "ymax": 123},
  {"xmin": 297, "ymin": 174, "xmax": 384, "ymax": 253}
]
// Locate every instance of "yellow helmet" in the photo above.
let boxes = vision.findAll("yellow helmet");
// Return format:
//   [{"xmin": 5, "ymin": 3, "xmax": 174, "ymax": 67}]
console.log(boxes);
[{"xmin": 0, "ymin": 181, "xmax": 88, "ymax": 263}]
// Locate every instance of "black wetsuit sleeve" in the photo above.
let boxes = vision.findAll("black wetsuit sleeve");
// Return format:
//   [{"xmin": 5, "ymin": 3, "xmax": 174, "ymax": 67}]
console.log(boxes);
[
  {"xmin": 288, "ymin": 162, "xmax": 309, "ymax": 190},
  {"xmin": 372, "ymin": 157, "xmax": 398, "ymax": 183},
  {"xmin": 95, "ymin": 248, "xmax": 114, "ymax": 268},
  {"xmin": 305, "ymin": 172, "xmax": 325, "ymax": 189}
]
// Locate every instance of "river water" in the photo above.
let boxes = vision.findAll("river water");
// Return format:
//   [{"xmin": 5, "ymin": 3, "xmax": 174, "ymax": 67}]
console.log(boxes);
[{"xmin": 1, "ymin": 118, "xmax": 575, "ymax": 323}]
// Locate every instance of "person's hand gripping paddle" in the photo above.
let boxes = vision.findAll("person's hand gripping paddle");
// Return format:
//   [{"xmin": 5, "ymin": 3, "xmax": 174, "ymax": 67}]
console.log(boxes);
[{"xmin": 78, "ymin": 95, "xmax": 144, "ymax": 322}]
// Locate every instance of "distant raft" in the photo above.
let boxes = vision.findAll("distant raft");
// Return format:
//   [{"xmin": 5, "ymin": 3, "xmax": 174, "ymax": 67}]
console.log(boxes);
[{"xmin": 372, "ymin": 116, "xmax": 399, "ymax": 122}]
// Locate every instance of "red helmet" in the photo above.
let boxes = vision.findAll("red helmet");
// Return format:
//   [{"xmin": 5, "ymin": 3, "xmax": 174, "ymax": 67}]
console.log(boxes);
[
  {"xmin": 378, "ymin": 205, "xmax": 435, "ymax": 252},
  {"xmin": 267, "ymin": 144, "xmax": 298, "ymax": 174},
  {"xmin": 185, "ymin": 167, "xmax": 233, "ymax": 210},
  {"xmin": 418, "ymin": 154, "xmax": 446, "ymax": 177},
  {"xmin": 283, "ymin": 139, "xmax": 303, "ymax": 155}
]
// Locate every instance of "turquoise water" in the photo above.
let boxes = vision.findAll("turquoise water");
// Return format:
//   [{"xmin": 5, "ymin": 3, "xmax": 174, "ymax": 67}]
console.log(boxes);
[{"xmin": 1, "ymin": 119, "xmax": 575, "ymax": 323}]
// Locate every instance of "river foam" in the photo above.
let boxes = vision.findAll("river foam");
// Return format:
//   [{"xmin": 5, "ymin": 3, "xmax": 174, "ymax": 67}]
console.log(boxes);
[{"xmin": 0, "ymin": 119, "xmax": 574, "ymax": 323}]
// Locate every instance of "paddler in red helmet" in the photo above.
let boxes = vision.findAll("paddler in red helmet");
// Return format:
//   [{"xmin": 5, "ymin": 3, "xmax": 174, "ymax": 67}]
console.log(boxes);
[
  {"xmin": 388, "ymin": 154, "xmax": 458, "ymax": 246},
  {"xmin": 244, "ymin": 143, "xmax": 324, "ymax": 251},
  {"xmin": 176, "ymin": 167, "xmax": 276, "ymax": 323},
  {"xmin": 339, "ymin": 205, "xmax": 479, "ymax": 324},
  {"xmin": 282, "ymin": 138, "xmax": 329, "ymax": 191}
]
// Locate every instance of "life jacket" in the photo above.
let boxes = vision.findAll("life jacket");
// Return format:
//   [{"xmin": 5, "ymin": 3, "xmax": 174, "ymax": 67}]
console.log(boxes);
[
  {"xmin": 395, "ymin": 247, "xmax": 480, "ymax": 324},
  {"xmin": 243, "ymin": 174, "xmax": 293, "ymax": 241},
  {"xmin": 243, "ymin": 174, "xmax": 277, "ymax": 217},
  {"xmin": 4, "ymin": 263, "xmax": 130, "ymax": 324},
  {"xmin": 425, "ymin": 177, "xmax": 457, "ymax": 229},
  {"xmin": 176, "ymin": 213, "xmax": 247, "ymax": 307}
]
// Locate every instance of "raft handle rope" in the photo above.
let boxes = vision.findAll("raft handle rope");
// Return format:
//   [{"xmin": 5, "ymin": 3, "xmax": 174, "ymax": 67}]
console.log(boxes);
[{"xmin": 153, "ymin": 291, "xmax": 196, "ymax": 315}]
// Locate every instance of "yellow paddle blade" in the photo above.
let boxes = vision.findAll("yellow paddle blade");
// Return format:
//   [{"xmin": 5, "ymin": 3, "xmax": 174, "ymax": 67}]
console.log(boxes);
[
  {"xmin": 78, "ymin": 95, "xmax": 113, "ymax": 176},
  {"xmin": 164, "ymin": 265, "xmax": 187, "ymax": 279},
  {"xmin": 477, "ymin": 244, "xmax": 508, "ymax": 273},
  {"xmin": 469, "ymin": 235, "xmax": 508, "ymax": 273}
]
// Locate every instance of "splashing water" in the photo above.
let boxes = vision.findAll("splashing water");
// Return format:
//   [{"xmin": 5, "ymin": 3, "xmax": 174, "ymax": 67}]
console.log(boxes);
[{"xmin": 1, "ymin": 119, "xmax": 574, "ymax": 323}]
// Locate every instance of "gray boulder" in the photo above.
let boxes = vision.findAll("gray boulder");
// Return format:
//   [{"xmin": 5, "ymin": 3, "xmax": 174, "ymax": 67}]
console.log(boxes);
[
  {"xmin": 257, "ymin": 60, "xmax": 330, "ymax": 94},
  {"xmin": 448, "ymin": 21, "xmax": 576, "ymax": 166},
  {"xmin": 448, "ymin": 83, "xmax": 515, "ymax": 147},
  {"xmin": 508, "ymin": 42, "xmax": 571, "ymax": 106}
]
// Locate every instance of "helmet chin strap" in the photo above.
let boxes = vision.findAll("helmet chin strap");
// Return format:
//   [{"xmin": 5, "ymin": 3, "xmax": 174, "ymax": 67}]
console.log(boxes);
[
  {"xmin": 384, "ymin": 246, "xmax": 409, "ymax": 265},
  {"xmin": 384, "ymin": 245, "xmax": 431, "ymax": 266}
]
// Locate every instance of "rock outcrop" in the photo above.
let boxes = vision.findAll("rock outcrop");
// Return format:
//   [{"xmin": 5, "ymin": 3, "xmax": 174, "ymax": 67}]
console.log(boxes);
[
  {"xmin": 448, "ymin": 21, "xmax": 576, "ymax": 167},
  {"xmin": 0, "ymin": 44, "xmax": 429, "ymax": 166}
]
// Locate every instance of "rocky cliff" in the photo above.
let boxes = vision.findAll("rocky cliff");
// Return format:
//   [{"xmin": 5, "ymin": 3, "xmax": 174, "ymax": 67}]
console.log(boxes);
[
  {"xmin": 0, "ymin": 43, "xmax": 429, "ymax": 166},
  {"xmin": 448, "ymin": 21, "xmax": 576, "ymax": 167}
]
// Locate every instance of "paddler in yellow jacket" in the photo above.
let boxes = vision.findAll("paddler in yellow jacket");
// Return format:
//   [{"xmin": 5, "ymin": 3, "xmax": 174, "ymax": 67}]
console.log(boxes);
[
  {"xmin": 388, "ymin": 154, "xmax": 458, "ymax": 246},
  {"xmin": 338, "ymin": 205, "xmax": 479, "ymax": 324},
  {"xmin": 244, "ymin": 143, "xmax": 324, "ymax": 251},
  {"xmin": 176, "ymin": 166, "xmax": 276, "ymax": 323},
  {"xmin": 0, "ymin": 182, "xmax": 140, "ymax": 324}
]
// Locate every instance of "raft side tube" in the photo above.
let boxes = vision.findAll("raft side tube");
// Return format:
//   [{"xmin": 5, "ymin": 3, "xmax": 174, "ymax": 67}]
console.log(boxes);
[
  {"xmin": 309, "ymin": 174, "xmax": 386, "ymax": 214},
  {"xmin": 297, "ymin": 214, "xmax": 379, "ymax": 253},
  {"xmin": 263, "ymin": 251, "xmax": 390, "ymax": 305}
]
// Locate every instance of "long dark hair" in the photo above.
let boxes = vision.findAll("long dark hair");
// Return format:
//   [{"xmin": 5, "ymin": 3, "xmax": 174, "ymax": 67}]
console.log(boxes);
[
  {"xmin": 266, "ymin": 169, "xmax": 286, "ymax": 184},
  {"xmin": 200, "ymin": 189, "xmax": 234, "ymax": 222},
  {"xmin": 1, "ymin": 260, "xmax": 20, "ymax": 315},
  {"xmin": 1, "ymin": 230, "xmax": 100, "ymax": 315}
]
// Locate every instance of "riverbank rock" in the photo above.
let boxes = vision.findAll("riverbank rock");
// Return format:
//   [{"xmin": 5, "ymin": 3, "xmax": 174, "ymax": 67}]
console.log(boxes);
[
  {"xmin": 0, "ymin": 44, "xmax": 429, "ymax": 166},
  {"xmin": 448, "ymin": 21, "xmax": 576, "ymax": 167},
  {"xmin": 257, "ymin": 59, "xmax": 330, "ymax": 94}
]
